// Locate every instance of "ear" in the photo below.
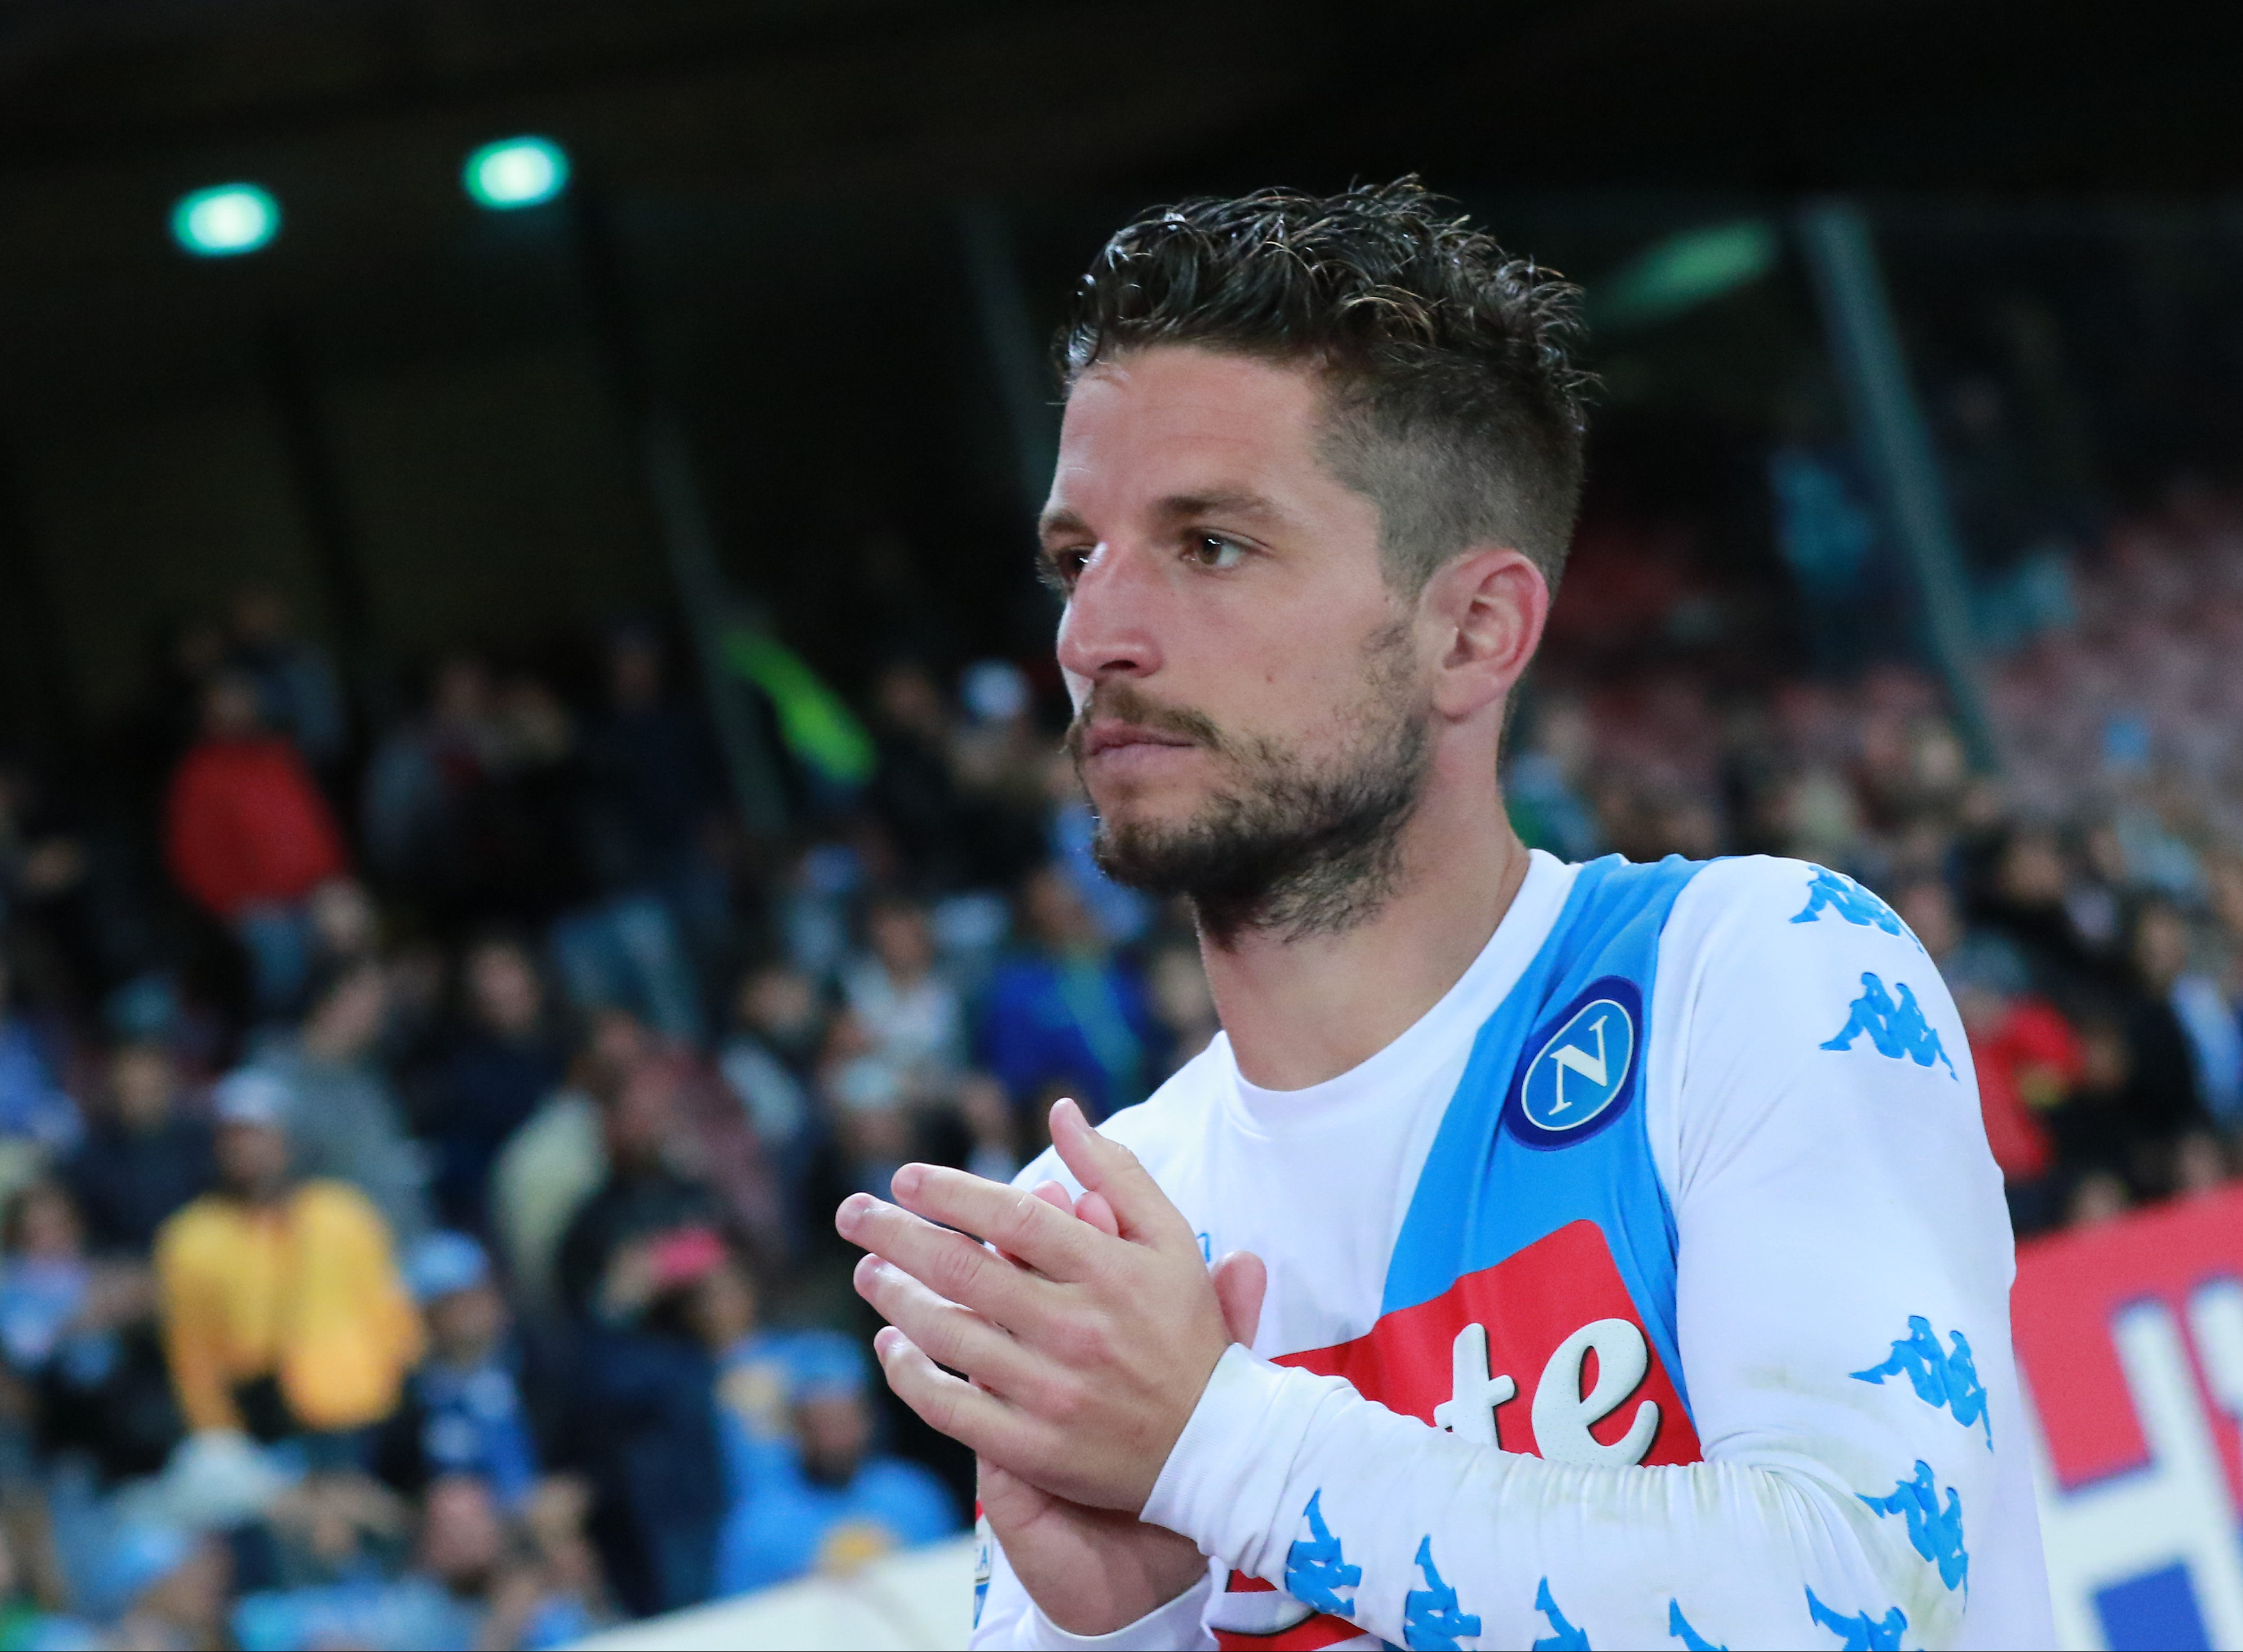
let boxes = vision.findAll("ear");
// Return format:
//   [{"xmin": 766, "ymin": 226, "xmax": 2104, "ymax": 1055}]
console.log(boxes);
[{"xmin": 1423, "ymin": 547, "xmax": 1549, "ymax": 723}]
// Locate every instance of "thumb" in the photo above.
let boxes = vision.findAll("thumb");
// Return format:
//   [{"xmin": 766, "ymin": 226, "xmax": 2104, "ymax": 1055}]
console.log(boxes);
[
  {"xmin": 1211, "ymin": 1250, "xmax": 1267, "ymax": 1348},
  {"xmin": 1047, "ymin": 1098, "xmax": 1196, "ymax": 1251}
]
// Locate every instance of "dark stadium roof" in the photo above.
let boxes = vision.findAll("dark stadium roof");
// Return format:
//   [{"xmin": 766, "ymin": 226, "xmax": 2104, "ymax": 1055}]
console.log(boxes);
[{"xmin": 0, "ymin": 0, "xmax": 2235, "ymax": 196}]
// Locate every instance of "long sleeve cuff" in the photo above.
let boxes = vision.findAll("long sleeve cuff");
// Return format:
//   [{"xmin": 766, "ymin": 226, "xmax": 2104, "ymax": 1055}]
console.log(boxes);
[
  {"xmin": 1023, "ymin": 1573, "xmax": 1214, "ymax": 1651},
  {"xmin": 1142, "ymin": 1343, "xmax": 1353, "ymax": 1577}
]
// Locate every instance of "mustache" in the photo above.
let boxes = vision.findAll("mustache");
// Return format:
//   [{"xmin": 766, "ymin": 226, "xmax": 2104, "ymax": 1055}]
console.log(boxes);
[{"xmin": 1063, "ymin": 682, "xmax": 1227, "ymax": 762}]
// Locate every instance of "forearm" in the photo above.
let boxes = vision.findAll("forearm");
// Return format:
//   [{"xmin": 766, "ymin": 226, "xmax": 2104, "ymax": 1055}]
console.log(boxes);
[{"xmin": 1146, "ymin": 1348, "xmax": 1941, "ymax": 1652}]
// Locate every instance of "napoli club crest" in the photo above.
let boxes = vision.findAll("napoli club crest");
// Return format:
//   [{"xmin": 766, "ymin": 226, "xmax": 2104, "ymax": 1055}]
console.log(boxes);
[{"xmin": 1505, "ymin": 977, "xmax": 1643, "ymax": 1148}]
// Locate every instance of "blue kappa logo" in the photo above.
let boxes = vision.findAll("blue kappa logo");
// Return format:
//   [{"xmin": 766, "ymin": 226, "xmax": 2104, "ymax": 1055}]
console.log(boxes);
[{"xmin": 1507, "ymin": 978, "xmax": 1642, "ymax": 1148}]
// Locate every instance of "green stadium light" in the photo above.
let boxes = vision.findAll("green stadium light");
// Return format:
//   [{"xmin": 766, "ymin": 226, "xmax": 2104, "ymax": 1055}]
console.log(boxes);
[
  {"xmin": 1594, "ymin": 220, "xmax": 1779, "ymax": 331},
  {"xmin": 463, "ymin": 136, "xmax": 570, "ymax": 210},
  {"xmin": 171, "ymin": 184, "xmax": 280, "ymax": 257}
]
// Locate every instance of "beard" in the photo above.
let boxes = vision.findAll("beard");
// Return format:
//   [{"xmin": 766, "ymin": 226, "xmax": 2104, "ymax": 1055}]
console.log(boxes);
[{"xmin": 1067, "ymin": 629, "xmax": 1431, "ymax": 946}]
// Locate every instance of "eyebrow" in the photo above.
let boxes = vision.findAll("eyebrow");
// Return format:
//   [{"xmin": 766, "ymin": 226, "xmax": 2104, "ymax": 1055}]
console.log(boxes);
[{"xmin": 1038, "ymin": 490, "xmax": 1286, "ymax": 543}]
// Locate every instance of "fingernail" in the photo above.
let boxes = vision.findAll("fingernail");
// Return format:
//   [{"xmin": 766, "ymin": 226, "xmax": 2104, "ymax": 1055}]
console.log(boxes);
[
  {"xmin": 836, "ymin": 1193, "xmax": 872, "ymax": 1232},
  {"xmin": 873, "ymin": 1327, "xmax": 901, "ymax": 1359},
  {"xmin": 891, "ymin": 1163, "xmax": 926, "ymax": 1199}
]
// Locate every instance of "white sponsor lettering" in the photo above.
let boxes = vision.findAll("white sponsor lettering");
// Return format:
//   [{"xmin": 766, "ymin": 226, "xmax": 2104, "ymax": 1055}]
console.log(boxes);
[
  {"xmin": 1532, "ymin": 1317, "xmax": 1660, "ymax": 1466},
  {"xmin": 1434, "ymin": 1322, "xmax": 1518, "ymax": 1445}
]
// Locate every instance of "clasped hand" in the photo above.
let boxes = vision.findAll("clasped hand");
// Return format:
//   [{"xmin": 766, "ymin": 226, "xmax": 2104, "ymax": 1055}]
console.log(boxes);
[{"xmin": 836, "ymin": 1098, "xmax": 1263, "ymax": 1514}]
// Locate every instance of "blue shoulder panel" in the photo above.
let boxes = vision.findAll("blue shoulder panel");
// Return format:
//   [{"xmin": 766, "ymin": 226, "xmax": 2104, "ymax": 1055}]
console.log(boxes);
[{"xmin": 1384, "ymin": 854, "xmax": 1709, "ymax": 1411}]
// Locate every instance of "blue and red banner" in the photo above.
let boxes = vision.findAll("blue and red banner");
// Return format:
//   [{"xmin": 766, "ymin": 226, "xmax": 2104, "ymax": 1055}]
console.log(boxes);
[{"xmin": 2016, "ymin": 1184, "xmax": 2243, "ymax": 1650}]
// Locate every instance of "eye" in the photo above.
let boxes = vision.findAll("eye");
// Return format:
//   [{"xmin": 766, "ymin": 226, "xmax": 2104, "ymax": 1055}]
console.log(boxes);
[
  {"xmin": 1040, "ymin": 545, "xmax": 1093, "ymax": 593},
  {"xmin": 1186, "ymin": 533, "xmax": 1248, "ymax": 572}
]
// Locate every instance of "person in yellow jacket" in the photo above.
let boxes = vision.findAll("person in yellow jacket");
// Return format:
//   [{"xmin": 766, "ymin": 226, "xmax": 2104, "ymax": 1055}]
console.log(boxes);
[{"xmin": 156, "ymin": 1070, "xmax": 424, "ymax": 1462}]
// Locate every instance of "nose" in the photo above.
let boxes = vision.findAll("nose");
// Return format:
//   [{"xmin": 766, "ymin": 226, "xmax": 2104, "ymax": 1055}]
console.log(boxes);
[{"xmin": 1055, "ymin": 542, "xmax": 1164, "ymax": 687}]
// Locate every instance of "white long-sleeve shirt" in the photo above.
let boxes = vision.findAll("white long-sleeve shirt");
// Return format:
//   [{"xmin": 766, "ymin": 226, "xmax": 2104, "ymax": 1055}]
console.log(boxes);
[{"xmin": 972, "ymin": 852, "xmax": 2052, "ymax": 1651}]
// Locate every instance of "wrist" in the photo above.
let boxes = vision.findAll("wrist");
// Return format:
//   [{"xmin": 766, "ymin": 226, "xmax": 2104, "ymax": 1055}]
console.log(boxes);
[
  {"xmin": 1030, "ymin": 1567, "xmax": 1212, "ymax": 1649},
  {"xmin": 1144, "ymin": 1344, "xmax": 1345, "ymax": 1569}
]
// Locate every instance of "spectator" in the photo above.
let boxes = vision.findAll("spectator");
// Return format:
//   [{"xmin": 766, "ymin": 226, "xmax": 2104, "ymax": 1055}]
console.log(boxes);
[
  {"xmin": 417, "ymin": 938, "xmax": 568, "ymax": 1235},
  {"xmin": 385, "ymin": 1234, "xmax": 538, "ymax": 1510},
  {"xmin": 574, "ymin": 1228, "xmax": 729, "ymax": 1617},
  {"xmin": 154, "ymin": 1074, "xmax": 422, "ymax": 1459},
  {"xmin": 819, "ymin": 1008, "xmax": 912, "ymax": 1201},
  {"xmin": 865, "ymin": 661, "xmax": 966, "ymax": 891},
  {"xmin": 362, "ymin": 657, "xmax": 497, "ymax": 918},
  {"xmin": 718, "ymin": 964, "xmax": 825, "ymax": 1239},
  {"xmin": 500, "ymin": 1474, "xmax": 614, "ymax": 1647},
  {"xmin": 2164, "ymin": 922, "xmax": 2243, "ymax": 1132},
  {"xmin": 559, "ymin": 629, "xmax": 727, "ymax": 1046},
  {"xmin": 713, "ymin": 1335, "xmax": 956, "ymax": 1594},
  {"xmin": 0, "ymin": 764, "xmax": 93, "ymax": 1003},
  {"xmin": 250, "ymin": 962, "xmax": 431, "ymax": 1246},
  {"xmin": 87, "ymin": 1522, "xmax": 231, "ymax": 1651},
  {"xmin": 228, "ymin": 587, "xmax": 347, "ymax": 775},
  {"xmin": 552, "ymin": 1058, "xmax": 725, "ymax": 1326},
  {"xmin": 2114, "ymin": 902, "xmax": 2214, "ymax": 1187},
  {"xmin": 978, "ymin": 864, "xmax": 1154, "ymax": 1123},
  {"xmin": 1967, "ymin": 824, "xmax": 2108, "ymax": 1012},
  {"xmin": 679, "ymin": 1243, "xmax": 790, "ymax": 1450},
  {"xmin": 405, "ymin": 1474, "xmax": 509, "ymax": 1647},
  {"xmin": 231, "ymin": 1476, "xmax": 484, "ymax": 1651},
  {"xmin": 64, "ymin": 1041, "xmax": 215, "ymax": 1257},
  {"xmin": 1, "ymin": 1179, "xmax": 178, "ymax": 1483},
  {"xmin": 841, "ymin": 895, "xmax": 964, "ymax": 1096},
  {"xmin": 950, "ymin": 660, "xmax": 1059, "ymax": 892},
  {"xmin": 163, "ymin": 672, "xmax": 351, "ymax": 1019},
  {"xmin": 0, "ymin": 954, "xmax": 79, "ymax": 1189}
]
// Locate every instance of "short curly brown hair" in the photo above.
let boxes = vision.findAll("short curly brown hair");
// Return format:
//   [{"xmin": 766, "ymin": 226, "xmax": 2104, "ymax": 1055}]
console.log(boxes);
[{"xmin": 1061, "ymin": 178, "xmax": 1591, "ymax": 592}]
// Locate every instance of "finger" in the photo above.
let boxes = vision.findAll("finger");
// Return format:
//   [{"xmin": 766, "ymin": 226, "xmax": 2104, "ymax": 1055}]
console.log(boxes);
[
  {"xmin": 996, "ymin": 1180, "xmax": 1079, "ymax": 1268},
  {"xmin": 884, "ymin": 1165, "xmax": 1105, "ymax": 1284},
  {"xmin": 838, "ymin": 1193, "xmax": 1046, "ymax": 1322},
  {"xmin": 1076, "ymin": 1189, "xmax": 1120, "ymax": 1239},
  {"xmin": 854, "ymin": 1255, "xmax": 1039, "ymax": 1394},
  {"xmin": 1212, "ymin": 1250, "xmax": 1268, "ymax": 1347},
  {"xmin": 872, "ymin": 1328, "xmax": 1036, "ymax": 1465},
  {"xmin": 1048, "ymin": 1098, "xmax": 1199, "ymax": 1252}
]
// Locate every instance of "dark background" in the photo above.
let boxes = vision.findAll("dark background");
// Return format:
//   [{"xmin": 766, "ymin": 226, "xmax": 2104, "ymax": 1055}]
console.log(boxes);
[{"xmin": 4, "ymin": 0, "xmax": 2242, "ymax": 754}]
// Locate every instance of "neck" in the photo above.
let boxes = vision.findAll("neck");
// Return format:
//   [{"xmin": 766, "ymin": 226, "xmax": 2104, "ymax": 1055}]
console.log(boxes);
[{"xmin": 1198, "ymin": 773, "xmax": 1531, "ymax": 1091}]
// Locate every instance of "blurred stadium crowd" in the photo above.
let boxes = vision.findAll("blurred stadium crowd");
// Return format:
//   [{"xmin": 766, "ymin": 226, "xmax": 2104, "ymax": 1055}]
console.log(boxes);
[
  {"xmin": 0, "ymin": 478, "xmax": 2235, "ymax": 1644},
  {"xmin": 0, "ymin": 592, "xmax": 1219, "ymax": 1649}
]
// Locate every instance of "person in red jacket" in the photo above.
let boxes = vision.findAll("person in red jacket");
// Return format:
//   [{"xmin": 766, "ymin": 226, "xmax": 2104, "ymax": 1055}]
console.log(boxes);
[{"xmin": 165, "ymin": 671, "xmax": 349, "ymax": 1017}]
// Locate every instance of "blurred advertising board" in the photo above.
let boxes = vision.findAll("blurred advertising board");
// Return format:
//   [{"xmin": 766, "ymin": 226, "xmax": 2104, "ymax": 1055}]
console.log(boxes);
[
  {"xmin": 2019, "ymin": 1184, "xmax": 2243, "ymax": 1650},
  {"xmin": 573, "ymin": 1533, "xmax": 973, "ymax": 1651}
]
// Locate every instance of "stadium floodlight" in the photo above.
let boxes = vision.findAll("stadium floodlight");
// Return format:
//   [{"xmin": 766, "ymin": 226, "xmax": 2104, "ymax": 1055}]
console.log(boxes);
[
  {"xmin": 463, "ymin": 136, "xmax": 571, "ymax": 210},
  {"xmin": 1594, "ymin": 220, "xmax": 1778, "ymax": 331},
  {"xmin": 171, "ymin": 184, "xmax": 281, "ymax": 257}
]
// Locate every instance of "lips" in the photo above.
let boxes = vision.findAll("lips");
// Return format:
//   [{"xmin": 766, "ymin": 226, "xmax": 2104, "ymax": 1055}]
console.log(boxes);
[{"xmin": 1080, "ymin": 722, "xmax": 1195, "ymax": 759}]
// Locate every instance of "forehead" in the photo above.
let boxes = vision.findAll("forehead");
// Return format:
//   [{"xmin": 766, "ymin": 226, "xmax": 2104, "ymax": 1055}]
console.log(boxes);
[{"xmin": 1050, "ymin": 346, "xmax": 1331, "ymax": 509}]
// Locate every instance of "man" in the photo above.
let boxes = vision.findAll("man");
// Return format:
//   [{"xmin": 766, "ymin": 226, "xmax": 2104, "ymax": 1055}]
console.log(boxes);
[
  {"xmin": 254, "ymin": 959, "xmax": 433, "ymax": 1247},
  {"xmin": 713, "ymin": 1325, "xmax": 959, "ymax": 1594},
  {"xmin": 838, "ymin": 181, "xmax": 2051, "ymax": 1649},
  {"xmin": 155, "ymin": 1071, "xmax": 422, "ymax": 1459},
  {"xmin": 65, "ymin": 1039, "xmax": 215, "ymax": 1255},
  {"xmin": 163, "ymin": 670, "xmax": 350, "ymax": 1018},
  {"xmin": 386, "ymin": 1232, "xmax": 540, "ymax": 1507}
]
